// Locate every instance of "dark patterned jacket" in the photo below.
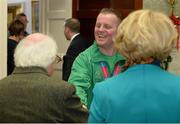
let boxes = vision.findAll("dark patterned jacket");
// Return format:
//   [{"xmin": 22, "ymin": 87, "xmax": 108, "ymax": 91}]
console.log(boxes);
[{"xmin": 0, "ymin": 67, "xmax": 88, "ymax": 123}]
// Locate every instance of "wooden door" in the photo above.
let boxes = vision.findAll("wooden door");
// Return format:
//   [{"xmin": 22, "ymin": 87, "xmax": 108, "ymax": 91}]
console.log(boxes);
[
  {"xmin": 73, "ymin": 0, "xmax": 142, "ymax": 44},
  {"xmin": 40, "ymin": 0, "xmax": 72, "ymax": 73}
]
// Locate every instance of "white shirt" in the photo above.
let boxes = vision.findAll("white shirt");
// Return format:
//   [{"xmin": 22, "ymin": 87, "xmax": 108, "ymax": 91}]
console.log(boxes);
[{"xmin": 70, "ymin": 33, "xmax": 80, "ymax": 42}]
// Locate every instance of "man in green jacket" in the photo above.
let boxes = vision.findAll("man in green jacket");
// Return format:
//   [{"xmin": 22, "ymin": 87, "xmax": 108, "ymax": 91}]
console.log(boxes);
[{"xmin": 68, "ymin": 8, "xmax": 125, "ymax": 109}]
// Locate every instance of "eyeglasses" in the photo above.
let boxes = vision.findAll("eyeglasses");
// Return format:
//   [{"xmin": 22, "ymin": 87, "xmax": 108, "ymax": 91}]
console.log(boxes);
[{"xmin": 54, "ymin": 55, "xmax": 62, "ymax": 63}]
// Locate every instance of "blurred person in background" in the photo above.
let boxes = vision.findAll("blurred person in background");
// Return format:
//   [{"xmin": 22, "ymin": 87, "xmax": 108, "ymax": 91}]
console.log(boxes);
[
  {"xmin": 15, "ymin": 13, "xmax": 29, "ymax": 36},
  {"xmin": 62, "ymin": 18, "xmax": 90, "ymax": 81},
  {"xmin": 7, "ymin": 20, "xmax": 25, "ymax": 75}
]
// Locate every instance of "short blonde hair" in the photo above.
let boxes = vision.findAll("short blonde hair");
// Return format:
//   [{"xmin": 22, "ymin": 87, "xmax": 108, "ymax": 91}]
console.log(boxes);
[
  {"xmin": 14, "ymin": 33, "xmax": 58, "ymax": 68},
  {"xmin": 115, "ymin": 10, "xmax": 177, "ymax": 62}
]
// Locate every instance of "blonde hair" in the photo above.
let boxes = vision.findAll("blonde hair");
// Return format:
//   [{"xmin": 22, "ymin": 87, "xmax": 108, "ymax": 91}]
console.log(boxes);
[
  {"xmin": 14, "ymin": 33, "xmax": 58, "ymax": 68},
  {"xmin": 115, "ymin": 10, "xmax": 177, "ymax": 62}
]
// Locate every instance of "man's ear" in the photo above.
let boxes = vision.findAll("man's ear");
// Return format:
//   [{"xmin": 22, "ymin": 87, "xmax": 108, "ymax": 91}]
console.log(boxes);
[{"xmin": 66, "ymin": 27, "xmax": 71, "ymax": 34}]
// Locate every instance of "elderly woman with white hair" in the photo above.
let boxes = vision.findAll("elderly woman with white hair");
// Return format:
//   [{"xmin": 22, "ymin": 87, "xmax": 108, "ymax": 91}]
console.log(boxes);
[
  {"xmin": 88, "ymin": 10, "xmax": 180, "ymax": 123},
  {"xmin": 0, "ymin": 33, "xmax": 88, "ymax": 123}
]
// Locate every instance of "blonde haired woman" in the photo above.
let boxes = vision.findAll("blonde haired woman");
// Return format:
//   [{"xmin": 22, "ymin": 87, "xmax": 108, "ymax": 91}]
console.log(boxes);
[{"xmin": 88, "ymin": 10, "xmax": 180, "ymax": 123}]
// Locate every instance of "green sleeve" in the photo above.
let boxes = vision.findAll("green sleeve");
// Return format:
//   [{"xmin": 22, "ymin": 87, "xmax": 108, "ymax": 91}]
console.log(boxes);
[{"xmin": 68, "ymin": 53, "xmax": 92, "ymax": 106}]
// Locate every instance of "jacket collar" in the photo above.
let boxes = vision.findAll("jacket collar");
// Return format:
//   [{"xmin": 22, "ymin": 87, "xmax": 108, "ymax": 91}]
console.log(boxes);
[
  {"xmin": 70, "ymin": 33, "xmax": 80, "ymax": 41},
  {"xmin": 12, "ymin": 66, "xmax": 48, "ymax": 76},
  {"xmin": 90, "ymin": 42, "xmax": 125, "ymax": 63},
  {"xmin": 125, "ymin": 64, "xmax": 162, "ymax": 73}
]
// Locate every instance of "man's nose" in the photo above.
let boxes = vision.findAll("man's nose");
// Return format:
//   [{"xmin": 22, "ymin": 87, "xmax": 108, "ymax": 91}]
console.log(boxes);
[{"xmin": 98, "ymin": 26, "xmax": 105, "ymax": 31}]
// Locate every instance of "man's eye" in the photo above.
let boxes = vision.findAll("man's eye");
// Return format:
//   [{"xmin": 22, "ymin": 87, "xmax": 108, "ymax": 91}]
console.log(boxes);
[
  {"xmin": 104, "ymin": 25, "xmax": 111, "ymax": 29},
  {"xmin": 95, "ymin": 24, "xmax": 101, "ymax": 28}
]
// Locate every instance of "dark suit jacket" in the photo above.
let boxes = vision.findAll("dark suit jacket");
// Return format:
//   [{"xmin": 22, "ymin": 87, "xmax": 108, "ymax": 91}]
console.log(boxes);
[
  {"xmin": 63, "ymin": 34, "xmax": 90, "ymax": 81},
  {"xmin": 0, "ymin": 67, "xmax": 88, "ymax": 123},
  {"xmin": 7, "ymin": 38, "xmax": 18, "ymax": 75}
]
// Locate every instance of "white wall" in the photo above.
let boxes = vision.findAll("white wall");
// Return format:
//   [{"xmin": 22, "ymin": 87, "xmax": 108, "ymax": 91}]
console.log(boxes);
[
  {"xmin": 0, "ymin": 0, "xmax": 7, "ymax": 79},
  {"xmin": 143, "ymin": 0, "xmax": 180, "ymax": 17},
  {"xmin": 143, "ymin": 0, "xmax": 180, "ymax": 75}
]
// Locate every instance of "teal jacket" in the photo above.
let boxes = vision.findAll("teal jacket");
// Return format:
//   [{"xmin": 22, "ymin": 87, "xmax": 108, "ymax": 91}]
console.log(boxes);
[
  {"xmin": 88, "ymin": 64, "xmax": 180, "ymax": 123},
  {"xmin": 68, "ymin": 42, "xmax": 125, "ymax": 108}
]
